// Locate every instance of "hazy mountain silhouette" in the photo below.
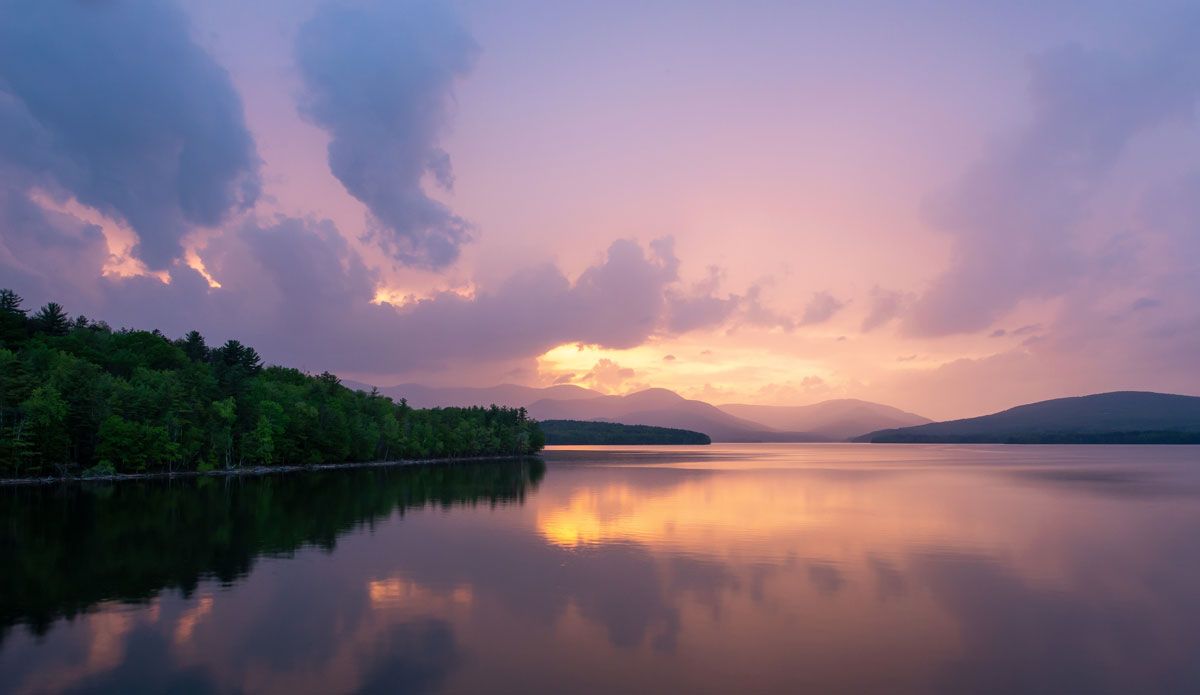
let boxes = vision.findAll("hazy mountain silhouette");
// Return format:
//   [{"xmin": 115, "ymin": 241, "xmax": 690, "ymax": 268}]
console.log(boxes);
[
  {"xmin": 858, "ymin": 391, "xmax": 1200, "ymax": 443},
  {"xmin": 347, "ymin": 382, "xmax": 933, "ymax": 442},
  {"xmin": 524, "ymin": 388, "xmax": 824, "ymax": 442},
  {"xmin": 719, "ymin": 400, "xmax": 931, "ymax": 441}
]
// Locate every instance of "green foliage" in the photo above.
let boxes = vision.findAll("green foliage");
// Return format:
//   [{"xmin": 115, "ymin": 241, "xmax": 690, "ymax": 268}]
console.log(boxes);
[
  {"xmin": 0, "ymin": 289, "xmax": 545, "ymax": 476},
  {"xmin": 31, "ymin": 302, "xmax": 70, "ymax": 337},
  {"xmin": 539, "ymin": 419, "xmax": 711, "ymax": 445},
  {"xmin": 81, "ymin": 461, "xmax": 117, "ymax": 478}
]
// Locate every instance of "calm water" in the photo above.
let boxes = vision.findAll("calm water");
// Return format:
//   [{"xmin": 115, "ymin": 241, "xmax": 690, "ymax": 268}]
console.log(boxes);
[{"xmin": 3, "ymin": 444, "xmax": 1200, "ymax": 694}]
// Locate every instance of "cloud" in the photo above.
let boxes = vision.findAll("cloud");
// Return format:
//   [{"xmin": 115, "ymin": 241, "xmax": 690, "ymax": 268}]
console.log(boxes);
[
  {"xmin": 0, "ymin": 187, "xmax": 112, "ymax": 299},
  {"xmin": 666, "ymin": 294, "xmax": 739, "ymax": 334},
  {"xmin": 1, "ymin": 219, "xmax": 711, "ymax": 380},
  {"xmin": 296, "ymin": 0, "xmax": 478, "ymax": 267},
  {"xmin": 665, "ymin": 267, "xmax": 793, "ymax": 334},
  {"xmin": 582, "ymin": 359, "xmax": 635, "ymax": 393},
  {"xmin": 906, "ymin": 33, "xmax": 1200, "ymax": 336},
  {"xmin": 0, "ymin": 0, "xmax": 260, "ymax": 269},
  {"xmin": 861, "ymin": 286, "xmax": 904, "ymax": 332},
  {"xmin": 799, "ymin": 291, "xmax": 844, "ymax": 326},
  {"xmin": 740, "ymin": 285, "xmax": 795, "ymax": 331}
]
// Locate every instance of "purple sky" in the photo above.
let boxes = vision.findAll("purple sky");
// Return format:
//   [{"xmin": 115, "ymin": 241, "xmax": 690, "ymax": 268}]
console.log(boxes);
[{"xmin": 1, "ymin": 0, "xmax": 1198, "ymax": 419}]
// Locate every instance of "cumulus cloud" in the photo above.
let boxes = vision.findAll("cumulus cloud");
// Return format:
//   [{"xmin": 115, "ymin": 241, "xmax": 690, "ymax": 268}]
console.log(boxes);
[
  {"xmin": 799, "ymin": 291, "xmax": 844, "ymax": 326},
  {"xmin": 2, "ymin": 218, "xmax": 713, "ymax": 379},
  {"xmin": 666, "ymin": 294, "xmax": 738, "ymax": 333},
  {"xmin": 582, "ymin": 359, "xmax": 636, "ymax": 393},
  {"xmin": 664, "ymin": 268, "xmax": 793, "ymax": 334},
  {"xmin": 0, "ymin": 187, "xmax": 111, "ymax": 299},
  {"xmin": 800, "ymin": 375, "xmax": 826, "ymax": 390},
  {"xmin": 296, "ymin": 0, "xmax": 478, "ymax": 267},
  {"xmin": 907, "ymin": 32, "xmax": 1200, "ymax": 336},
  {"xmin": 0, "ymin": 0, "xmax": 260, "ymax": 269}
]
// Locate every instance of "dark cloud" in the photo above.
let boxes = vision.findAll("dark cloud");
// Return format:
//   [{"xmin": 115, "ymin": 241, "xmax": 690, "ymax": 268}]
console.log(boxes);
[
  {"xmin": 799, "ymin": 291, "xmax": 844, "ymax": 326},
  {"xmin": 296, "ymin": 0, "xmax": 478, "ymax": 267},
  {"xmin": 2, "ymin": 221, "xmax": 718, "ymax": 378},
  {"xmin": 0, "ymin": 0, "xmax": 260, "ymax": 269},
  {"xmin": 906, "ymin": 29, "xmax": 1200, "ymax": 336},
  {"xmin": 0, "ymin": 187, "xmax": 111, "ymax": 299}
]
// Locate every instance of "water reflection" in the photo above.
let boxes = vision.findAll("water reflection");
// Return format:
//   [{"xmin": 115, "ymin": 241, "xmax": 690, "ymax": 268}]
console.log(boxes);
[{"xmin": 2, "ymin": 445, "xmax": 1200, "ymax": 693}]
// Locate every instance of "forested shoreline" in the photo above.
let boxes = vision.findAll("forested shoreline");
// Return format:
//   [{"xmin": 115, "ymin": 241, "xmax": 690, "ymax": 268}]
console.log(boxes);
[
  {"xmin": 0, "ymin": 290, "xmax": 544, "ymax": 478},
  {"xmin": 540, "ymin": 419, "xmax": 711, "ymax": 445}
]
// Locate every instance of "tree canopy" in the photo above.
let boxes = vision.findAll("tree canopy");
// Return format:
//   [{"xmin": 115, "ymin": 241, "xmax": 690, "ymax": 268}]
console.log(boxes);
[{"xmin": 0, "ymin": 290, "xmax": 544, "ymax": 477}]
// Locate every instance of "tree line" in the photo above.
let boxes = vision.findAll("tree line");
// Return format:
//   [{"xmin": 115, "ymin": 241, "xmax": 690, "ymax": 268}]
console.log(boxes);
[
  {"xmin": 539, "ymin": 419, "xmax": 711, "ymax": 445},
  {"xmin": 0, "ymin": 289, "xmax": 544, "ymax": 477}
]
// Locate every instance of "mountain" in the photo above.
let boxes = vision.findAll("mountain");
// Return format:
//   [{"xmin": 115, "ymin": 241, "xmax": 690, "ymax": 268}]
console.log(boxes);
[
  {"xmin": 342, "ymin": 382, "xmax": 929, "ymax": 442},
  {"xmin": 341, "ymin": 382, "xmax": 603, "ymax": 409},
  {"xmin": 718, "ymin": 399, "xmax": 931, "ymax": 441},
  {"xmin": 525, "ymin": 388, "xmax": 825, "ymax": 442},
  {"xmin": 857, "ymin": 391, "xmax": 1200, "ymax": 444}
]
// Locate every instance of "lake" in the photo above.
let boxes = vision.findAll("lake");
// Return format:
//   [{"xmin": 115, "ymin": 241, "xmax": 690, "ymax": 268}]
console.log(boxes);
[{"xmin": 2, "ymin": 443, "xmax": 1200, "ymax": 694}]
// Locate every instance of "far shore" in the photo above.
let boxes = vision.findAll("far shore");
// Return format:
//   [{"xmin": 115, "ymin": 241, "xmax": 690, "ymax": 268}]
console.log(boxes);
[{"xmin": 0, "ymin": 454, "xmax": 542, "ymax": 486}]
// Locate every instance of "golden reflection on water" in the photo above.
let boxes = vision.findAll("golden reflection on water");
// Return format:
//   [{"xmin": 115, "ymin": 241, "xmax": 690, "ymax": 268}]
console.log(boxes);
[
  {"xmin": 537, "ymin": 461, "xmax": 1019, "ymax": 560},
  {"xmin": 6, "ymin": 445, "xmax": 1200, "ymax": 694},
  {"xmin": 368, "ymin": 578, "xmax": 474, "ymax": 610},
  {"xmin": 173, "ymin": 595, "xmax": 213, "ymax": 645}
]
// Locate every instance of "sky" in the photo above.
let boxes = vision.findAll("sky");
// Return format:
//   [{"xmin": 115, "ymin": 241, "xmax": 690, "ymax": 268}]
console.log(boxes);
[{"xmin": 1, "ymin": 0, "xmax": 1199, "ymax": 420}]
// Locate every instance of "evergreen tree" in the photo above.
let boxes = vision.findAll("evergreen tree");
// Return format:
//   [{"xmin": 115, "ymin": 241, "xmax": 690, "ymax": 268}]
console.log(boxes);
[
  {"xmin": 180, "ymin": 330, "xmax": 209, "ymax": 362},
  {"xmin": 0, "ymin": 289, "xmax": 26, "ymax": 315},
  {"xmin": 0, "ymin": 291, "xmax": 544, "ymax": 476},
  {"xmin": 32, "ymin": 303, "xmax": 70, "ymax": 337}
]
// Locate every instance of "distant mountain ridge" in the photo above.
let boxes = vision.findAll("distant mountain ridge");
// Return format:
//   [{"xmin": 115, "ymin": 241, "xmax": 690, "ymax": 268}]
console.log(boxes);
[
  {"xmin": 858, "ymin": 391, "xmax": 1200, "ymax": 444},
  {"xmin": 525, "ymin": 388, "xmax": 822, "ymax": 442},
  {"xmin": 718, "ymin": 400, "xmax": 931, "ymax": 441},
  {"xmin": 346, "ymin": 381, "xmax": 928, "ymax": 442}
]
